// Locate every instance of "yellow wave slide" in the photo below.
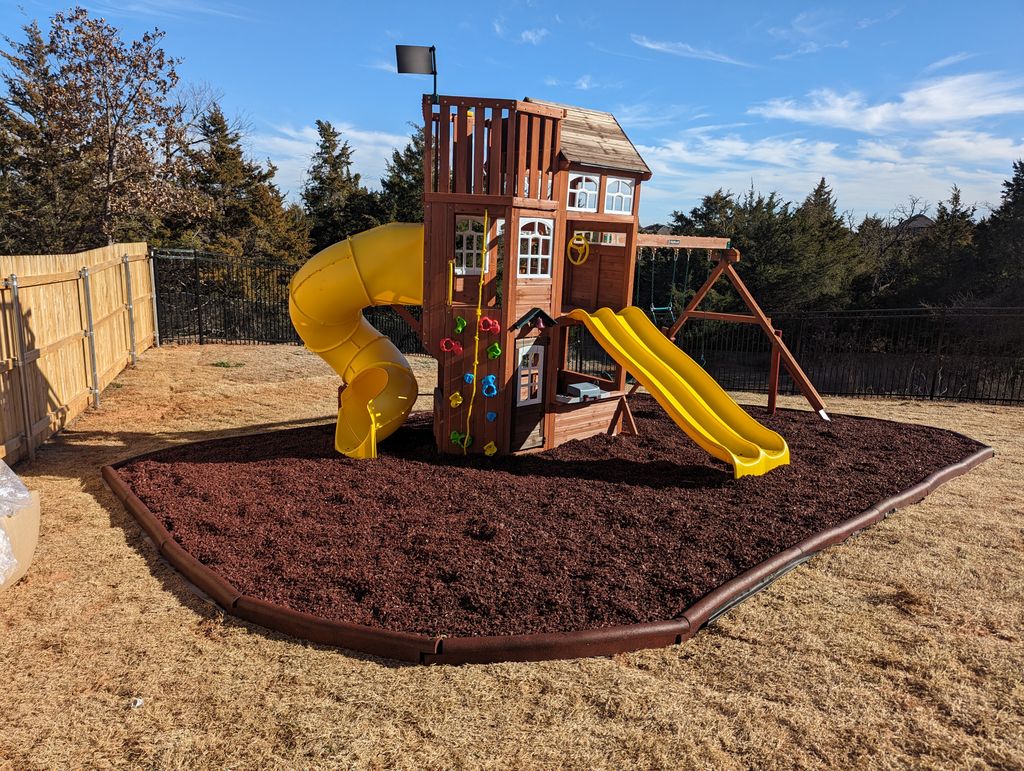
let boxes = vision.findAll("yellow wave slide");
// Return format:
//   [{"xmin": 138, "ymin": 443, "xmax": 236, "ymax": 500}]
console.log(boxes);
[
  {"xmin": 289, "ymin": 223, "xmax": 423, "ymax": 459},
  {"xmin": 567, "ymin": 307, "xmax": 789, "ymax": 478}
]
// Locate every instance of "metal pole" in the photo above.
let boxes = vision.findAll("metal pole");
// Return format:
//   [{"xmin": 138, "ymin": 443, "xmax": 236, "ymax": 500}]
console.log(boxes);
[
  {"xmin": 194, "ymin": 252, "xmax": 205, "ymax": 344},
  {"xmin": 7, "ymin": 275, "xmax": 36, "ymax": 461},
  {"xmin": 122, "ymin": 254, "xmax": 138, "ymax": 366},
  {"xmin": 148, "ymin": 249, "xmax": 161, "ymax": 347},
  {"xmin": 80, "ymin": 267, "xmax": 101, "ymax": 408}
]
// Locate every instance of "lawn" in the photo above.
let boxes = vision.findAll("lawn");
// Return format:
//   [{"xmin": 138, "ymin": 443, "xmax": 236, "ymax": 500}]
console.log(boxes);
[{"xmin": 1, "ymin": 343, "xmax": 1021, "ymax": 768}]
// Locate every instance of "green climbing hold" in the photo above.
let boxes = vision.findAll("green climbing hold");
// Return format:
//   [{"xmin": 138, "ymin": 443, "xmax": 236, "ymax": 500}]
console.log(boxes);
[
  {"xmin": 486, "ymin": 342, "xmax": 502, "ymax": 359},
  {"xmin": 454, "ymin": 316, "xmax": 468, "ymax": 334}
]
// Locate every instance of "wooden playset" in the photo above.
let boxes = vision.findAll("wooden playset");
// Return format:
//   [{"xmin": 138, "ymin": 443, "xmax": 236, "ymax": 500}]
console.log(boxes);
[{"xmin": 288, "ymin": 92, "xmax": 828, "ymax": 477}]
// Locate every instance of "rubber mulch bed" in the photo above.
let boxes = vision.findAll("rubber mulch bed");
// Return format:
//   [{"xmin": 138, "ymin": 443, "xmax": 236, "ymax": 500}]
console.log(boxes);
[{"xmin": 115, "ymin": 396, "xmax": 985, "ymax": 638}]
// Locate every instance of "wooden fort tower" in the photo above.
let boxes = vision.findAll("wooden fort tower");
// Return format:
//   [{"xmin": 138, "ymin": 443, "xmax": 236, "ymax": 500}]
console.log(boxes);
[{"xmin": 418, "ymin": 94, "xmax": 651, "ymax": 455}]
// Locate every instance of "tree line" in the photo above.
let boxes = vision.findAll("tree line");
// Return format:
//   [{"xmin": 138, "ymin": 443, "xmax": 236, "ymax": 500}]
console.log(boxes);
[
  {"xmin": 650, "ymin": 168, "xmax": 1024, "ymax": 311},
  {"xmin": 0, "ymin": 8, "xmax": 421, "ymax": 264},
  {"xmin": 1, "ymin": 8, "xmax": 1021, "ymax": 312}
]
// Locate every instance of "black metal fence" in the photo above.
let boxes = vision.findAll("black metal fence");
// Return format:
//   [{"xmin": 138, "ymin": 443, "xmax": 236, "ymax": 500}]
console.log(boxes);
[
  {"xmin": 152, "ymin": 250, "xmax": 423, "ymax": 353},
  {"xmin": 154, "ymin": 250, "xmax": 1023, "ymax": 405},
  {"xmin": 567, "ymin": 307, "xmax": 1024, "ymax": 405}
]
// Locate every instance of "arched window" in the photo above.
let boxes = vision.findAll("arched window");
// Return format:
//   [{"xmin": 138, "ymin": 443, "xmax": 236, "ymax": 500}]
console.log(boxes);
[
  {"xmin": 517, "ymin": 218, "xmax": 553, "ymax": 277},
  {"xmin": 604, "ymin": 177, "xmax": 634, "ymax": 213},
  {"xmin": 454, "ymin": 216, "xmax": 486, "ymax": 274},
  {"xmin": 567, "ymin": 174, "xmax": 599, "ymax": 211}
]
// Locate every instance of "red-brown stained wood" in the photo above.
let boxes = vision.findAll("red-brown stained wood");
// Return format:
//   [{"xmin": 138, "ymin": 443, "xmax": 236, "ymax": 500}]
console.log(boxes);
[
  {"xmin": 528, "ymin": 116, "xmax": 541, "ymax": 200},
  {"xmin": 438, "ymin": 102, "xmax": 451, "ymax": 195},
  {"xmin": 516, "ymin": 112, "xmax": 528, "ymax": 198},
  {"xmin": 455, "ymin": 108, "xmax": 469, "ymax": 194},
  {"xmin": 488, "ymin": 107, "xmax": 502, "ymax": 195},
  {"xmin": 473, "ymin": 105, "xmax": 485, "ymax": 194}
]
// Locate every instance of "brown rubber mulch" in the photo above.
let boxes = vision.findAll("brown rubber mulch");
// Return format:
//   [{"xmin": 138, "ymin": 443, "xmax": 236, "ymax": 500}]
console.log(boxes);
[{"xmin": 116, "ymin": 396, "xmax": 984, "ymax": 637}]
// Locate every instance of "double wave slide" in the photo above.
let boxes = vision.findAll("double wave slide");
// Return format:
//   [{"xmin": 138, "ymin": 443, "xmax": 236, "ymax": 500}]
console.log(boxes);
[
  {"xmin": 289, "ymin": 223, "xmax": 424, "ymax": 459},
  {"xmin": 568, "ymin": 307, "xmax": 789, "ymax": 478}
]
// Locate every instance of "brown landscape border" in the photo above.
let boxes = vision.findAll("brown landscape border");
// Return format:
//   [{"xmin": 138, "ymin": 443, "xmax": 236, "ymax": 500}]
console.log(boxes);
[{"xmin": 101, "ymin": 438, "xmax": 994, "ymax": 665}]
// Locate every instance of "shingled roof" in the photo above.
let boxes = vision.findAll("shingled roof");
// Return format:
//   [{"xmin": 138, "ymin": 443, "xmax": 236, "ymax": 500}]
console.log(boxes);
[{"xmin": 525, "ymin": 98, "xmax": 651, "ymax": 178}]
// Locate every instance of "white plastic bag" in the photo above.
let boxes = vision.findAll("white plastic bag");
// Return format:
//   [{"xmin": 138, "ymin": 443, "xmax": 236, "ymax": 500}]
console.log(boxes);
[{"xmin": 0, "ymin": 461, "xmax": 30, "ymax": 583}]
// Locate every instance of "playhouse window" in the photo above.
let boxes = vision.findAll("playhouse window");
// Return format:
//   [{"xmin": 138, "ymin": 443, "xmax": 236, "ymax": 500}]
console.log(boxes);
[
  {"xmin": 567, "ymin": 174, "xmax": 599, "ymax": 211},
  {"xmin": 604, "ymin": 177, "xmax": 634, "ymax": 213},
  {"xmin": 516, "ymin": 343, "xmax": 545, "ymax": 406},
  {"xmin": 517, "ymin": 218, "xmax": 553, "ymax": 278},
  {"xmin": 454, "ymin": 216, "xmax": 486, "ymax": 275}
]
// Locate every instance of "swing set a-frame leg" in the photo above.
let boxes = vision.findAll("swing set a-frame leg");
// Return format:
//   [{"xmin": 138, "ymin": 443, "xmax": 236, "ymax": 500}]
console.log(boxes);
[{"xmin": 661, "ymin": 250, "xmax": 830, "ymax": 421}]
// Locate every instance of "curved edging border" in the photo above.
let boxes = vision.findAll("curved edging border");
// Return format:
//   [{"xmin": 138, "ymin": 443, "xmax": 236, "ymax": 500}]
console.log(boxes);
[{"xmin": 101, "ymin": 443, "xmax": 994, "ymax": 665}]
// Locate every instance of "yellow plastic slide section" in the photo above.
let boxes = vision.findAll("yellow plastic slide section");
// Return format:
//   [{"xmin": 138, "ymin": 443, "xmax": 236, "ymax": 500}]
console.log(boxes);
[
  {"xmin": 567, "ymin": 307, "xmax": 789, "ymax": 478},
  {"xmin": 289, "ymin": 223, "xmax": 424, "ymax": 458}
]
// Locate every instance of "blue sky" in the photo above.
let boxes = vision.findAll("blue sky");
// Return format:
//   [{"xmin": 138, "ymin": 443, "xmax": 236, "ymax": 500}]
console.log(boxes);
[{"xmin": 4, "ymin": 0, "xmax": 1024, "ymax": 225}]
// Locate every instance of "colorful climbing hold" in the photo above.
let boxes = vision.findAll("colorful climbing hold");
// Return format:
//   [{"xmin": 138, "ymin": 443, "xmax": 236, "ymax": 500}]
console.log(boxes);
[
  {"xmin": 486, "ymin": 342, "xmax": 502, "ymax": 359},
  {"xmin": 449, "ymin": 391, "xmax": 463, "ymax": 407},
  {"xmin": 449, "ymin": 430, "xmax": 464, "ymax": 445},
  {"xmin": 483, "ymin": 441, "xmax": 497, "ymax": 456},
  {"xmin": 440, "ymin": 337, "xmax": 456, "ymax": 352},
  {"xmin": 454, "ymin": 316, "xmax": 468, "ymax": 334},
  {"xmin": 482, "ymin": 382, "xmax": 498, "ymax": 398},
  {"xmin": 485, "ymin": 411, "xmax": 497, "ymax": 422},
  {"xmin": 452, "ymin": 341, "xmax": 464, "ymax": 355},
  {"xmin": 479, "ymin": 316, "xmax": 501, "ymax": 333},
  {"xmin": 463, "ymin": 373, "xmax": 474, "ymax": 384}
]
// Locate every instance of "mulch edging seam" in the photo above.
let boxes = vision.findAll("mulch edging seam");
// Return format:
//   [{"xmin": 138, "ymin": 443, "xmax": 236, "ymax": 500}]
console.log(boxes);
[{"xmin": 101, "ymin": 444, "xmax": 994, "ymax": 665}]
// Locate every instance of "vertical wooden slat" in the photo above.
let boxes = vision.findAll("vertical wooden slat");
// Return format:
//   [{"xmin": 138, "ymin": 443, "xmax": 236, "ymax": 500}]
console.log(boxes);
[
  {"xmin": 422, "ymin": 96, "xmax": 434, "ymax": 194},
  {"xmin": 438, "ymin": 99, "xmax": 451, "ymax": 194},
  {"xmin": 528, "ymin": 116, "xmax": 541, "ymax": 200},
  {"xmin": 539, "ymin": 117, "xmax": 553, "ymax": 200},
  {"xmin": 455, "ymin": 107, "xmax": 469, "ymax": 194},
  {"xmin": 488, "ymin": 106, "xmax": 502, "ymax": 195},
  {"xmin": 504, "ymin": 110, "xmax": 518, "ymax": 198},
  {"xmin": 473, "ymin": 104, "xmax": 485, "ymax": 195},
  {"xmin": 515, "ymin": 112, "xmax": 528, "ymax": 198}
]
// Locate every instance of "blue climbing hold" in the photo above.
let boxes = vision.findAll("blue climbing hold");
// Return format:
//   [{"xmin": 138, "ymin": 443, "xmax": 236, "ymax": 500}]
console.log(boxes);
[{"xmin": 485, "ymin": 411, "xmax": 497, "ymax": 422}]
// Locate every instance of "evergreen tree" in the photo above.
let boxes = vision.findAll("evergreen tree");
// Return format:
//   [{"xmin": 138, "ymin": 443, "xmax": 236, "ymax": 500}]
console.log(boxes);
[
  {"xmin": 908, "ymin": 186, "xmax": 977, "ymax": 303},
  {"xmin": 187, "ymin": 105, "xmax": 309, "ymax": 262},
  {"xmin": 302, "ymin": 119, "xmax": 362, "ymax": 251},
  {"xmin": 978, "ymin": 160, "xmax": 1024, "ymax": 303},
  {"xmin": 788, "ymin": 178, "xmax": 862, "ymax": 309},
  {"xmin": 380, "ymin": 125, "xmax": 423, "ymax": 223}
]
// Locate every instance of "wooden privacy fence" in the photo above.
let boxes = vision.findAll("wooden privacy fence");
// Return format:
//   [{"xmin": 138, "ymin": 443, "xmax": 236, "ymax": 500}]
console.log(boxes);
[{"xmin": 0, "ymin": 243, "xmax": 158, "ymax": 464}]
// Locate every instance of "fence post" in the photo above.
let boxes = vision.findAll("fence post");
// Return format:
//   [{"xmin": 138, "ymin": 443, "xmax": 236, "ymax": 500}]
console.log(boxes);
[
  {"xmin": 148, "ymin": 249, "xmax": 161, "ymax": 347},
  {"xmin": 80, "ymin": 267, "xmax": 101, "ymax": 408},
  {"xmin": 7, "ymin": 274, "xmax": 36, "ymax": 461},
  {"xmin": 122, "ymin": 254, "xmax": 138, "ymax": 366},
  {"xmin": 194, "ymin": 252, "xmax": 205, "ymax": 344}
]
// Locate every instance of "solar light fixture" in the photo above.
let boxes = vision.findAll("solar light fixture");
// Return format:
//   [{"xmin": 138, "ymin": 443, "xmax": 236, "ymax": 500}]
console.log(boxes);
[{"xmin": 395, "ymin": 44, "xmax": 438, "ymax": 104}]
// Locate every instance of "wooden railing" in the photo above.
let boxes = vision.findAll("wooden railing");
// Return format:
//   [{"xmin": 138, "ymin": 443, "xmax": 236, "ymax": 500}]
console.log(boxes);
[{"xmin": 423, "ymin": 95, "xmax": 563, "ymax": 202}]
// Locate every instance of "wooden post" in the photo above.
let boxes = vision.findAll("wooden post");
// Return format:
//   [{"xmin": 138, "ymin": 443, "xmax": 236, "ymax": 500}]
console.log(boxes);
[
  {"xmin": 80, "ymin": 267, "xmax": 101, "ymax": 407},
  {"xmin": 7, "ymin": 274, "xmax": 36, "ymax": 460},
  {"xmin": 122, "ymin": 254, "xmax": 138, "ymax": 366},
  {"xmin": 768, "ymin": 330, "xmax": 781, "ymax": 415}
]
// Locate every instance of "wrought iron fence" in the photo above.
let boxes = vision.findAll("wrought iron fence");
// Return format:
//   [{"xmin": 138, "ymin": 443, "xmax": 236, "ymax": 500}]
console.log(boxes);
[
  {"xmin": 154, "ymin": 250, "xmax": 1023, "ymax": 405},
  {"xmin": 567, "ymin": 307, "xmax": 1024, "ymax": 405},
  {"xmin": 152, "ymin": 250, "xmax": 424, "ymax": 353}
]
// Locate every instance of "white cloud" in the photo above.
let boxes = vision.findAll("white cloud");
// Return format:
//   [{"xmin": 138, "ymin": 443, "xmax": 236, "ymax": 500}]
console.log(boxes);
[
  {"xmin": 634, "ymin": 124, "xmax": 1018, "ymax": 223},
  {"xmin": 630, "ymin": 34, "xmax": 751, "ymax": 67},
  {"xmin": 750, "ymin": 73, "xmax": 1024, "ymax": 133},
  {"xmin": 93, "ymin": 0, "xmax": 250, "ymax": 20},
  {"xmin": 365, "ymin": 61, "xmax": 397, "ymax": 74},
  {"xmin": 924, "ymin": 52, "xmax": 976, "ymax": 72},
  {"xmin": 856, "ymin": 8, "xmax": 903, "ymax": 30},
  {"xmin": 248, "ymin": 123, "xmax": 409, "ymax": 200},
  {"xmin": 774, "ymin": 39, "xmax": 849, "ymax": 60},
  {"xmin": 520, "ymin": 28, "xmax": 549, "ymax": 45}
]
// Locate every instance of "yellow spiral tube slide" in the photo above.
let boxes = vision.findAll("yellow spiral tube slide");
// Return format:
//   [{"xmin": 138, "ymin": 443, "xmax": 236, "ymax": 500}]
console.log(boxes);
[{"xmin": 288, "ymin": 223, "xmax": 424, "ymax": 459}]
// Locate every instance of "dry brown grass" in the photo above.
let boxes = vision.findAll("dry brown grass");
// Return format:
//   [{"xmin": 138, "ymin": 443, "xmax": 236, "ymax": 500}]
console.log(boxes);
[{"xmin": 0, "ymin": 343, "xmax": 1021, "ymax": 769}]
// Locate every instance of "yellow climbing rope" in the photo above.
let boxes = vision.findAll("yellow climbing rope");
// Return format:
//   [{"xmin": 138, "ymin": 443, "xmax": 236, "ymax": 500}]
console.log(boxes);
[{"xmin": 462, "ymin": 208, "xmax": 489, "ymax": 455}]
